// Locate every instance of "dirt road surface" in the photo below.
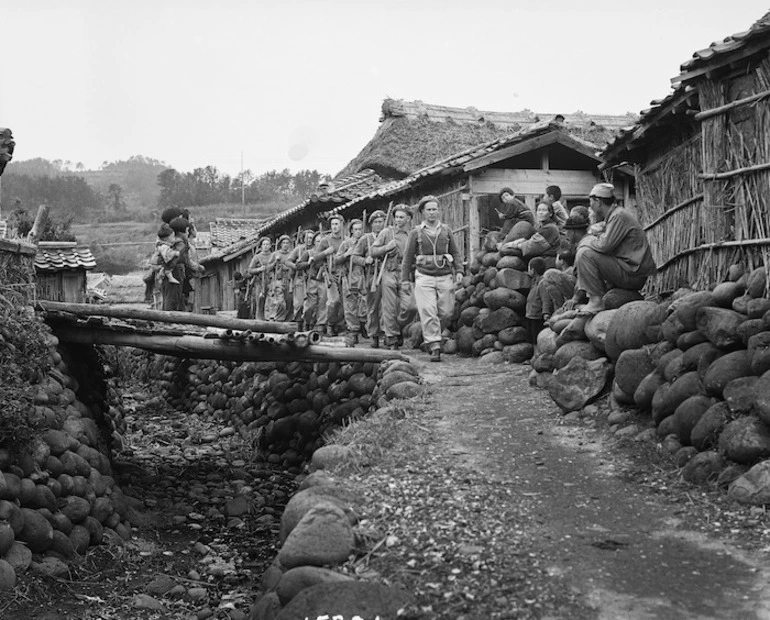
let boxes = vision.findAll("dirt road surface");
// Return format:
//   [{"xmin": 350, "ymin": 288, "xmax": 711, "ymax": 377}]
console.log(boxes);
[{"xmin": 416, "ymin": 355, "xmax": 770, "ymax": 620}]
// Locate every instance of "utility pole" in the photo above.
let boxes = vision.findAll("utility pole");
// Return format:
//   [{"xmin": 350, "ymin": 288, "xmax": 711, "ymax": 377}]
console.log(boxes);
[{"xmin": 241, "ymin": 150, "xmax": 246, "ymax": 217}]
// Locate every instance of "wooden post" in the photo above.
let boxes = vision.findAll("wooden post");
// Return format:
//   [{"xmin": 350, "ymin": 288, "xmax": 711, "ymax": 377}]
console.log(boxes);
[
  {"xmin": 468, "ymin": 178, "xmax": 481, "ymax": 259},
  {"xmin": 28, "ymin": 205, "xmax": 50, "ymax": 244}
]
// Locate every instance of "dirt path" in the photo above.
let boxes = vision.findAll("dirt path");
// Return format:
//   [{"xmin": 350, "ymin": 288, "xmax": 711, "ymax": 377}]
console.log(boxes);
[{"xmin": 417, "ymin": 355, "xmax": 770, "ymax": 620}]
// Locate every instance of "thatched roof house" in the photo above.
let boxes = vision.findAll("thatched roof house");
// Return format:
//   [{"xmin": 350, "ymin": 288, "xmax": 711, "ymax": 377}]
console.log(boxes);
[
  {"xmin": 336, "ymin": 98, "xmax": 635, "ymax": 180},
  {"xmin": 326, "ymin": 119, "xmax": 633, "ymax": 265},
  {"xmin": 602, "ymin": 10, "xmax": 770, "ymax": 294}
]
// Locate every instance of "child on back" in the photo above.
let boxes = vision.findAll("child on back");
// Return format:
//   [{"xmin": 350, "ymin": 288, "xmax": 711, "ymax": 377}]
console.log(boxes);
[{"xmin": 153, "ymin": 223, "xmax": 181, "ymax": 284}]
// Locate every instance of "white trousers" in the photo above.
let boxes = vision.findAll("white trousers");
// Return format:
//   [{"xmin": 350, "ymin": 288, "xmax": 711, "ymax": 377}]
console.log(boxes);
[{"xmin": 414, "ymin": 273, "xmax": 455, "ymax": 347}]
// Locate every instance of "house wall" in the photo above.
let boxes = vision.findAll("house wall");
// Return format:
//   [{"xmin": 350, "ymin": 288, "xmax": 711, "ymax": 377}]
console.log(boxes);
[
  {"xmin": 631, "ymin": 49, "xmax": 770, "ymax": 294},
  {"xmin": 36, "ymin": 271, "xmax": 87, "ymax": 303},
  {"xmin": 194, "ymin": 252, "xmax": 254, "ymax": 314}
]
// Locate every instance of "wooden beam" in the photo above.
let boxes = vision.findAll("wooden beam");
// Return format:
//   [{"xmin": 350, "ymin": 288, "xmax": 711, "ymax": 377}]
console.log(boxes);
[
  {"xmin": 672, "ymin": 41, "xmax": 770, "ymax": 86},
  {"xmin": 463, "ymin": 133, "xmax": 560, "ymax": 172},
  {"xmin": 643, "ymin": 194, "xmax": 704, "ymax": 231},
  {"xmin": 36, "ymin": 301, "xmax": 299, "ymax": 334},
  {"xmin": 699, "ymin": 161, "xmax": 770, "ymax": 181},
  {"xmin": 471, "ymin": 169, "xmax": 599, "ymax": 196},
  {"xmin": 50, "ymin": 326, "xmax": 408, "ymax": 363},
  {"xmin": 540, "ymin": 150, "xmax": 549, "ymax": 172},
  {"xmin": 694, "ymin": 87, "xmax": 770, "ymax": 121}
]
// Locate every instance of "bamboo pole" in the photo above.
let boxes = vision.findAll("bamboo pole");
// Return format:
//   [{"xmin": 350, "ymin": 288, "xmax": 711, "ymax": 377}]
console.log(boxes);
[
  {"xmin": 699, "ymin": 161, "xmax": 770, "ymax": 181},
  {"xmin": 694, "ymin": 87, "xmax": 770, "ymax": 121},
  {"xmin": 36, "ymin": 301, "xmax": 299, "ymax": 333},
  {"xmin": 643, "ymin": 194, "xmax": 704, "ymax": 231},
  {"xmin": 657, "ymin": 237, "xmax": 770, "ymax": 271},
  {"xmin": 50, "ymin": 326, "xmax": 407, "ymax": 363}
]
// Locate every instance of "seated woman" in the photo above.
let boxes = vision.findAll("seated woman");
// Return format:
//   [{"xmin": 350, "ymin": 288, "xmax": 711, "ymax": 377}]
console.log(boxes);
[{"xmin": 500, "ymin": 201, "xmax": 560, "ymax": 262}]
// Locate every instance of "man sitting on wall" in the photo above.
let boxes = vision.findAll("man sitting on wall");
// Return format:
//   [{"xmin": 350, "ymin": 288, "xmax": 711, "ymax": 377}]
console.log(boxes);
[{"xmin": 574, "ymin": 183, "xmax": 656, "ymax": 315}]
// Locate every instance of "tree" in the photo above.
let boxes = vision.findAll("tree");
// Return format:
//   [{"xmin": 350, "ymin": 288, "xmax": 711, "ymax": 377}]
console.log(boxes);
[{"xmin": 107, "ymin": 183, "xmax": 125, "ymax": 212}]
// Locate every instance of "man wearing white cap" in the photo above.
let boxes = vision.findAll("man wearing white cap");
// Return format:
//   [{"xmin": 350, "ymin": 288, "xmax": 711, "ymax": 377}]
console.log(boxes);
[{"xmin": 575, "ymin": 183, "xmax": 656, "ymax": 315}]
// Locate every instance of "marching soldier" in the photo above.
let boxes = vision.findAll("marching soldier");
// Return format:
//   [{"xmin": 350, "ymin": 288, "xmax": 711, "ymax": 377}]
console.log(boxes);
[
  {"xmin": 315, "ymin": 214, "xmax": 346, "ymax": 336},
  {"xmin": 354, "ymin": 210, "xmax": 386, "ymax": 348},
  {"xmin": 370, "ymin": 204, "xmax": 412, "ymax": 349},
  {"xmin": 304, "ymin": 231, "xmax": 329, "ymax": 332},
  {"xmin": 335, "ymin": 219, "xmax": 367, "ymax": 347},
  {"xmin": 265, "ymin": 234, "xmax": 295, "ymax": 321},
  {"xmin": 289, "ymin": 229, "xmax": 315, "ymax": 329},
  {"xmin": 247, "ymin": 236, "xmax": 273, "ymax": 319}
]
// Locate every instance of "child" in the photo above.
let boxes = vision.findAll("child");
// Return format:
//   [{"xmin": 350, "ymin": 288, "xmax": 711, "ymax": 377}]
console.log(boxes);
[
  {"xmin": 153, "ymin": 223, "xmax": 181, "ymax": 284},
  {"xmin": 233, "ymin": 271, "xmax": 250, "ymax": 319},
  {"xmin": 525, "ymin": 257, "xmax": 547, "ymax": 345}
]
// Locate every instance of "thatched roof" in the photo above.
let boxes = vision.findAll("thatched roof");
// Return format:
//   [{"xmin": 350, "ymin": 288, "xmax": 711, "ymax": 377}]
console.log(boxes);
[
  {"xmin": 329, "ymin": 120, "xmax": 603, "ymax": 219},
  {"xmin": 336, "ymin": 99, "xmax": 636, "ymax": 180},
  {"xmin": 602, "ymin": 10, "xmax": 770, "ymax": 165}
]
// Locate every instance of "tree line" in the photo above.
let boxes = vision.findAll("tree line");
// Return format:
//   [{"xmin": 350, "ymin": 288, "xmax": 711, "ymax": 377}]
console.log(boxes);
[{"xmin": 1, "ymin": 157, "xmax": 331, "ymax": 226}]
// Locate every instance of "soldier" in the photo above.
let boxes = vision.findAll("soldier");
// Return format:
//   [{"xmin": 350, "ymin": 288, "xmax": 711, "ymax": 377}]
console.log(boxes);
[
  {"xmin": 354, "ymin": 210, "xmax": 386, "ymax": 348},
  {"xmin": 402, "ymin": 195, "xmax": 463, "ymax": 362},
  {"xmin": 289, "ymin": 229, "xmax": 315, "ymax": 329},
  {"xmin": 315, "ymin": 214, "xmax": 346, "ymax": 335},
  {"xmin": 247, "ymin": 236, "xmax": 273, "ymax": 319},
  {"xmin": 370, "ymin": 204, "xmax": 412, "ymax": 349},
  {"xmin": 304, "ymin": 231, "xmax": 329, "ymax": 332},
  {"xmin": 265, "ymin": 234, "xmax": 295, "ymax": 321},
  {"xmin": 335, "ymin": 219, "xmax": 367, "ymax": 346}
]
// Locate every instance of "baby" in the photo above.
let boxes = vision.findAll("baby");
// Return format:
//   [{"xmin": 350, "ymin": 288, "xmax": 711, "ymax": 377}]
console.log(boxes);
[{"xmin": 153, "ymin": 223, "xmax": 181, "ymax": 284}]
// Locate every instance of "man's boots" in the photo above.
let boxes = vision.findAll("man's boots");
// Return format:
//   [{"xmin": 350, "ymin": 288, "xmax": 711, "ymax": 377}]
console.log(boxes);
[
  {"xmin": 429, "ymin": 346, "xmax": 441, "ymax": 362},
  {"xmin": 344, "ymin": 332, "xmax": 358, "ymax": 348},
  {"xmin": 371, "ymin": 336, "xmax": 380, "ymax": 349}
]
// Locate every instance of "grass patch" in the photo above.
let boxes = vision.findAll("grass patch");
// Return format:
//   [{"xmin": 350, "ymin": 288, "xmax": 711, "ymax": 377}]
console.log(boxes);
[{"xmin": 323, "ymin": 399, "xmax": 431, "ymax": 474}]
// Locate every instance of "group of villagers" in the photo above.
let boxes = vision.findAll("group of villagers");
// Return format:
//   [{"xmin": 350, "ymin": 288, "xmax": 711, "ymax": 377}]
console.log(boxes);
[
  {"xmin": 494, "ymin": 183, "xmax": 656, "ymax": 345},
  {"xmin": 232, "ymin": 182, "xmax": 654, "ymax": 362}
]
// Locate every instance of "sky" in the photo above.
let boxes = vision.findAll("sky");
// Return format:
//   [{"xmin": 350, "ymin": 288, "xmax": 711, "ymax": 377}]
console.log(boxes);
[{"xmin": 2, "ymin": 0, "xmax": 769, "ymax": 178}]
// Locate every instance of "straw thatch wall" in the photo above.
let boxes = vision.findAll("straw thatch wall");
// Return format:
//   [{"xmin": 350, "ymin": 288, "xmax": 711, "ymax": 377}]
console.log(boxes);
[
  {"xmin": 0, "ymin": 239, "xmax": 36, "ymax": 305},
  {"xmin": 634, "ymin": 52, "xmax": 770, "ymax": 295}
]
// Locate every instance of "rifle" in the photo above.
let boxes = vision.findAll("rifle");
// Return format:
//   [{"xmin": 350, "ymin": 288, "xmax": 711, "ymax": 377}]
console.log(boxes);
[{"xmin": 374, "ymin": 201, "xmax": 395, "ymax": 289}]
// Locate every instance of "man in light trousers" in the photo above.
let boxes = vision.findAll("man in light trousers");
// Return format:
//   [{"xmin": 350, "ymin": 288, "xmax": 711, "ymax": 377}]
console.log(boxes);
[{"xmin": 401, "ymin": 195, "xmax": 463, "ymax": 362}]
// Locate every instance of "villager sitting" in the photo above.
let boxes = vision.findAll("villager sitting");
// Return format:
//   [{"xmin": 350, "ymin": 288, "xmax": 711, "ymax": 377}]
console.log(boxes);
[
  {"xmin": 499, "ymin": 201, "xmax": 560, "ymax": 262},
  {"xmin": 543, "ymin": 185, "xmax": 568, "ymax": 228},
  {"xmin": 496, "ymin": 186, "xmax": 534, "ymax": 236},
  {"xmin": 574, "ymin": 183, "xmax": 656, "ymax": 316},
  {"xmin": 540, "ymin": 251, "xmax": 578, "ymax": 322},
  {"xmin": 248, "ymin": 236, "xmax": 274, "ymax": 319}
]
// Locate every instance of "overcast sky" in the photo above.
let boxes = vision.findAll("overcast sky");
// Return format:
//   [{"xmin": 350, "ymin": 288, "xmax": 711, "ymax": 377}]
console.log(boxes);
[{"xmin": 3, "ymin": 1, "xmax": 768, "ymax": 178}]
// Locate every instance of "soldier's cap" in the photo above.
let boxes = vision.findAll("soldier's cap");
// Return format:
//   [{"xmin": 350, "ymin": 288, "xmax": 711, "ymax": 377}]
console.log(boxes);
[
  {"xmin": 348, "ymin": 218, "xmax": 363, "ymax": 231},
  {"xmin": 368, "ymin": 210, "xmax": 386, "ymax": 223},
  {"xmin": 257, "ymin": 236, "xmax": 272, "ymax": 248},
  {"xmin": 417, "ymin": 195, "xmax": 439, "ymax": 212},
  {"xmin": 328, "ymin": 213, "xmax": 344, "ymax": 224},
  {"xmin": 169, "ymin": 216, "xmax": 190, "ymax": 233},
  {"xmin": 590, "ymin": 183, "xmax": 615, "ymax": 199},
  {"xmin": 278, "ymin": 234, "xmax": 292, "ymax": 244}
]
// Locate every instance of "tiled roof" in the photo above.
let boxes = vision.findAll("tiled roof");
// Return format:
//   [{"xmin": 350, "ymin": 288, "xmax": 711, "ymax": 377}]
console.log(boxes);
[
  {"xmin": 209, "ymin": 218, "xmax": 268, "ymax": 248},
  {"xmin": 34, "ymin": 243, "xmax": 96, "ymax": 272},
  {"xmin": 202, "ymin": 169, "xmax": 385, "ymax": 264},
  {"xmin": 602, "ymin": 11, "xmax": 770, "ymax": 163},
  {"xmin": 330, "ymin": 120, "xmax": 598, "ymax": 217}
]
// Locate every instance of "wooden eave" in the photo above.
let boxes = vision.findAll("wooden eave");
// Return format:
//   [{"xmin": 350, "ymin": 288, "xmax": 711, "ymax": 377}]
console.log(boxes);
[
  {"xmin": 463, "ymin": 131, "xmax": 600, "ymax": 172},
  {"xmin": 672, "ymin": 38, "xmax": 770, "ymax": 87}
]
